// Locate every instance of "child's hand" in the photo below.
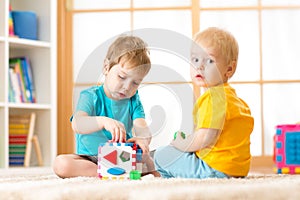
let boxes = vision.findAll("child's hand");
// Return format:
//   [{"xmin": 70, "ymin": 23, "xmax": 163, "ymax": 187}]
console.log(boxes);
[
  {"xmin": 102, "ymin": 117, "xmax": 126, "ymax": 142},
  {"xmin": 170, "ymin": 131, "xmax": 185, "ymax": 146},
  {"xmin": 173, "ymin": 131, "xmax": 186, "ymax": 140},
  {"xmin": 127, "ymin": 137, "xmax": 149, "ymax": 154}
]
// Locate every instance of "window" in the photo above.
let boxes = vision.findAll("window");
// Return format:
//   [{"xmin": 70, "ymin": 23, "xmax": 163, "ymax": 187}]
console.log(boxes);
[{"xmin": 70, "ymin": 0, "xmax": 300, "ymax": 155}]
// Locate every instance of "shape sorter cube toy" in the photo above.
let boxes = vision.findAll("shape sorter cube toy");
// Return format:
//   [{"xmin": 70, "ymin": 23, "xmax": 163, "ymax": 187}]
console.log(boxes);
[
  {"xmin": 274, "ymin": 124, "xmax": 300, "ymax": 174},
  {"xmin": 97, "ymin": 143, "xmax": 143, "ymax": 180}
]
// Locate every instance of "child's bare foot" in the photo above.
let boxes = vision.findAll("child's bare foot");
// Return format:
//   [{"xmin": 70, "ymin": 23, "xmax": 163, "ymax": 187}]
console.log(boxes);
[
  {"xmin": 140, "ymin": 151, "xmax": 161, "ymax": 177},
  {"xmin": 141, "ymin": 171, "xmax": 161, "ymax": 177}
]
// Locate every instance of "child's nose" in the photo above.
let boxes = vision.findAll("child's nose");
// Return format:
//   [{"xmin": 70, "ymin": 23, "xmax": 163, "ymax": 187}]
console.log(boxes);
[
  {"xmin": 122, "ymin": 81, "xmax": 131, "ymax": 91},
  {"xmin": 198, "ymin": 62, "xmax": 205, "ymax": 70}
]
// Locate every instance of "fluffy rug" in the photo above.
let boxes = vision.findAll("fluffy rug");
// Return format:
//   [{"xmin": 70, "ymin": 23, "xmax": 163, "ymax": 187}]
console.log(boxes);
[{"xmin": 1, "ymin": 167, "xmax": 300, "ymax": 200}]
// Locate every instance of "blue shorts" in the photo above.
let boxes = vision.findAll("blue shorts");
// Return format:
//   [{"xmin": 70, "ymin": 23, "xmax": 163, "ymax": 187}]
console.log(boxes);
[{"xmin": 154, "ymin": 145, "xmax": 229, "ymax": 179}]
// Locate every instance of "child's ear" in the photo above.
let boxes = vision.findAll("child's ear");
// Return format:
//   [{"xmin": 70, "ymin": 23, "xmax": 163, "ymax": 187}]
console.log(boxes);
[
  {"xmin": 225, "ymin": 61, "xmax": 237, "ymax": 78},
  {"xmin": 103, "ymin": 59, "xmax": 110, "ymax": 75}
]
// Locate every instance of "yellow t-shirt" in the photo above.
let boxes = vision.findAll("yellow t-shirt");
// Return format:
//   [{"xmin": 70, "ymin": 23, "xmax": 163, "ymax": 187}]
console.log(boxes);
[{"xmin": 194, "ymin": 83, "xmax": 254, "ymax": 177}]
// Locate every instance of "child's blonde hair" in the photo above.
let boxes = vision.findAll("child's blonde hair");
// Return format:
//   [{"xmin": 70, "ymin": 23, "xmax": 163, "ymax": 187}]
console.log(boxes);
[
  {"xmin": 193, "ymin": 27, "xmax": 239, "ymax": 67},
  {"xmin": 105, "ymin": 35, "xmax": 151, "ymax": 74}
]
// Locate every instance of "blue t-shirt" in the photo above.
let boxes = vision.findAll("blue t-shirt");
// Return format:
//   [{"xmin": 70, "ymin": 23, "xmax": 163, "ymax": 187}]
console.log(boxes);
[{"xmin": 72, "ymin": 85, "xmax": 145, "ymax": 155}]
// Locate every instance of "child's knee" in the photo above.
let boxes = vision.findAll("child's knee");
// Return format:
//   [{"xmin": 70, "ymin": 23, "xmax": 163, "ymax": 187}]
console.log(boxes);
[
  {"xmin": 53, "ymin": 155, "xmax": 71, "ymax": 178},
  {"xmin": 154, "ymin": 145, "xmax": 183, "ymax": 168},
  {"xmin": 154, "ymin": 146, "xmax": 172, "ymax": 159},
  {"xmin": 153, "ymin": 146, "xmax": 169, "ymax": 166}
]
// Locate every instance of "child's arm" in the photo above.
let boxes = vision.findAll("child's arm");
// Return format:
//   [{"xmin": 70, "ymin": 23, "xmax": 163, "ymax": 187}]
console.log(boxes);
[
  {"xmin": 72, "ymin": 111, "xmax": 127, "ymax": 142},
  {"xmin": 128, "ymin": 118, "xmax": 157, "ymax": 174},
  {"xmin": 171, "ymin": 128, "xmax": 221, "ymax": 152},
  {"xmin": 127, "ymin": 118, "xmax": 152, "ymax": 153}
]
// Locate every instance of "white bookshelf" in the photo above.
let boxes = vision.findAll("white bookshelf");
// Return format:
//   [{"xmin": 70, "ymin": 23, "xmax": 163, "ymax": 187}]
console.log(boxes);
[{"xmin": 0, "ymin": 0, "xmax": 57, "ymax": 168}]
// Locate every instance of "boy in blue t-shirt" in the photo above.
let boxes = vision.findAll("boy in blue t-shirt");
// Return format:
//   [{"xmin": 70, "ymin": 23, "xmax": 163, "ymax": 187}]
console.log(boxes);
[{"xmin": 53, "ymin": 35, "xmax": 155, "ymax": 178}]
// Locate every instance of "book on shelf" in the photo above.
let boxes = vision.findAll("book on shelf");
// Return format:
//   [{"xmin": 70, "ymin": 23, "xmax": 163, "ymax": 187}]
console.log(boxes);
[
  {"xmin": 8, "ymin": 57, "xmax": 36, "ymax": 103},
  {"xmin": 8, "ymin": 70, "xmax": 16, "ymax": 103},
  {"xmin": 9, "ymin": 113, "xmax": 43, "ymax": 167}
]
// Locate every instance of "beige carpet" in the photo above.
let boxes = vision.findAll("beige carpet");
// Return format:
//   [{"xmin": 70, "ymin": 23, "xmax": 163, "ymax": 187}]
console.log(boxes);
[{"xmin": 1, "ymin": 167, "xmax": 300, "ymax": 200}]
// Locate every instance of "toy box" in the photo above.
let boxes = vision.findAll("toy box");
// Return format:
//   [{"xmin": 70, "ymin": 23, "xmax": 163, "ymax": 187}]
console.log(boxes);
[
  {"xmin": 12, "ymin": 11, "xmax": 37, "ymax": 40},
  {"xmin": 97, "ymin": 143, "xmax": 143, "ymax": 180},
  {"xmin": 274, "ymin": 124, "xmax": 300, "ymax": 174}
]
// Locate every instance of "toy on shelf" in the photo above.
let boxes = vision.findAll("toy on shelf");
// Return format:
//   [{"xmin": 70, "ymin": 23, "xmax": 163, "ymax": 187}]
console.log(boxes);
[
  {"xmin": 9, "ymin": 5, "xmax": 15, "ymax": 36},
  {"xmin": 98, "ymin": 142, "xmax": 142, "ymax": 180},
  {"xmin": 274, "ymin": 124, "xmax": 300, "ymax": 174},
  {"xmin": 11, "ymin": 11, "xmax": 37, "ymax": 40},
  {"xmin": 9, "ymin": 113, "xmax": 43, "ymax": 167}
]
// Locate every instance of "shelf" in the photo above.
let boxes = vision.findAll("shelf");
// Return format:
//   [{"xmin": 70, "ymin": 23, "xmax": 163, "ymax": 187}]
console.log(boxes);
[
  {"xmin": 0, "ymin": 0, "xmax": 56, "ymax": 168},
  {"xmin": 8, "ymin": 103, "xmax": 52, "ymax": 110},
  {"xmin": 8, "ymin": 37, "xmax": 51, "ymax": 49}
]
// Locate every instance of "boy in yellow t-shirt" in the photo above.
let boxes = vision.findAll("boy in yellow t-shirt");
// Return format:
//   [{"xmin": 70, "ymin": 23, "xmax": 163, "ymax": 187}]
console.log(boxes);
[{"xmin": 154, "ymin": 27, "xmax": 254, "ymax": 178}]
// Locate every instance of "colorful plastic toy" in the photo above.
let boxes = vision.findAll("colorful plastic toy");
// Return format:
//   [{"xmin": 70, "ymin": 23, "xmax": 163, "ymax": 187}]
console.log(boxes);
[
  {"xmin": 98, "ymin": 142, "xmax": 143, "ymax": 180},
  {"xmin": 174, "ymin": 131, "xmax": 186, "ymax": 140},
  {"xmin": 129, "ymin": 170, "xmax": 141, "ymax": 180},
  {"xmin": 9, "ymin": 5, "xmax": 15, "ymax": 36},
  {"xmin": 274, "ymin": 124, "xmax": 300, "ymax": 174}
]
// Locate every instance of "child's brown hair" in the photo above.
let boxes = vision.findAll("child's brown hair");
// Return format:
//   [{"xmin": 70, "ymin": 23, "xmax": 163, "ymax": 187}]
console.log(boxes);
[{"xmin": 105, "ymin": 35, "xmax": 151, "ymax": 74}]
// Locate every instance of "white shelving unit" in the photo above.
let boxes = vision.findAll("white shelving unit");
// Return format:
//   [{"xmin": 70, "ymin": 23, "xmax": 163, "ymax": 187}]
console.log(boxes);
[{"xmin": 0, "ymin": 0, "xmax": 57, "ymax": 168}]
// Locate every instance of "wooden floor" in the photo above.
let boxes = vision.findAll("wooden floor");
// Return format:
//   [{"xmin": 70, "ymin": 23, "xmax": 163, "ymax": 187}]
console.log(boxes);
[
  {"xmin": 250, "ymin": 166, "xmax": 274, "ymax": 174},
  {"xmin": 250, "ymin": 156, "xmax": 275, "ymax": 174}
]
